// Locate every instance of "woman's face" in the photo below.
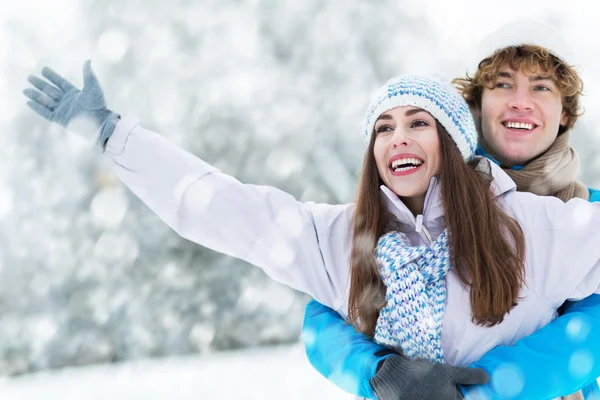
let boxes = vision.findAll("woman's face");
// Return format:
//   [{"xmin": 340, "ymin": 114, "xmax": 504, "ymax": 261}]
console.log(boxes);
[{"xmin": 373, "ymin": 106, "xmax": 441, "ymax": 213}]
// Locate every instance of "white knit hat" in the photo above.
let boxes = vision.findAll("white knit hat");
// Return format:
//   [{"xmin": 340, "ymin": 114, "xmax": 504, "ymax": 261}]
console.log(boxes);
[
  {"xmin": 471, "ymin": 20, "xmax": 574, "ymax": 73},
  {"xmin": 362, "ymin": 75, "xmax": 478, "ymax": 161}
]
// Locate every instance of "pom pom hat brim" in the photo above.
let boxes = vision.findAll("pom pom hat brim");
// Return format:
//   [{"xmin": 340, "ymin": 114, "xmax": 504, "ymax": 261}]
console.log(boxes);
[{"xmin": 362, "ymin": 75, "xmax": 478, "ymax": 161}]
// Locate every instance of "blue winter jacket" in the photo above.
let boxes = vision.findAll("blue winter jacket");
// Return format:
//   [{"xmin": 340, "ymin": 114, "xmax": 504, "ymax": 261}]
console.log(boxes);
[{"xmin": 302, "ymin": 186, "xmax": 600, "ymax": 399}]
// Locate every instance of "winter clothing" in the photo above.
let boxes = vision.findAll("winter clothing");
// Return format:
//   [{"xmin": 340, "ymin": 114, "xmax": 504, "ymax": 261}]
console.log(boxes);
[
  {"xmin": 304, "ymin": 295, "xmax": 600, "ymax": 399},
  {"xmin": 463, "ymin": 291, "xmax": 600, "ymax": 400},
  {"xmin": 23, "ymin": 61, "xmax": 119, "ymax": 149},
  {"xmin": 304, "ymin": 23, "xmax": 595, "ymax": 397},
  {"xmin": 302, "ymin": 300, "xmax": 397, "ymax": 397},
  {"xmin": 370, "ymin": 354, "xmax": 488, "ymax": 400},
  {"xmin": 303, "ymin": 140, "xmax": 600, "ymax": 399},
  {"xmin": 362, "ymin": 75, "xmax": 478, "ymax": 160},
  {"xmin": 303, "ymin": 300, "xmax": 490, "ymax": 399},
  {"xmin": 591, "ymin": 188, "xmax": 600, "ymax": 202},
  {"xmin": 473, "ymin": 20, "xmax": 574, "ymax": 71},
  {"xmin": 501, "ymin": 131, "xmax": 589, "ymax": 201},
  {"xmin": 23, "ymin": 65, "xmax": 600, "ymax": 400},
  {"xmin": 101, "ymin": 115, "xmax": 600, "ymax": 368},
  {"xmin": 374, "ymin": 230, "xmax": 451, "ymax": 363}
]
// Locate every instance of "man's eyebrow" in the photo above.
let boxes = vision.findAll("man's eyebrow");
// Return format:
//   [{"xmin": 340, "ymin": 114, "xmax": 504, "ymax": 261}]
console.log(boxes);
[
  {"xmin": 498, "ymin": 71, "xmax": 513, "ymax": 79},
  {"xmin": 529, "ymin": 74, "xmax": 555, "ymax": 82}
]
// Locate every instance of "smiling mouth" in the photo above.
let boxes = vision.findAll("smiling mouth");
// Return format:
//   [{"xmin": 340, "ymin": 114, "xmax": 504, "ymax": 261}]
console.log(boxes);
[
  {"xmin": 389, "ymin": 157, "xmax": 424, "ymax": 173},
  {"xmin": 502, "ymin": 121, "xmax": 538, "ymax": 131}
]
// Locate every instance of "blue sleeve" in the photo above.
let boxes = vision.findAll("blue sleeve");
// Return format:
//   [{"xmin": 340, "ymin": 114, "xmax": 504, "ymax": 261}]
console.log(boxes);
[
  {"xmin": 461, "ymin": 294, "xmax": 600, "ymax": 400},
  {"xmin": 588, "ymin": 188, "xmax": 600, "ymax": 202},
  {"xmin": 302, "ymin": 299, "xmax": 396, "ymax": 399}
]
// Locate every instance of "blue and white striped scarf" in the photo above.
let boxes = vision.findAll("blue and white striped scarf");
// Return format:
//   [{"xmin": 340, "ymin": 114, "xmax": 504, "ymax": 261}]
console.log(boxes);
[{"xmin": 373, "ymin": 229, "xmax": 451, "ymax": 363}]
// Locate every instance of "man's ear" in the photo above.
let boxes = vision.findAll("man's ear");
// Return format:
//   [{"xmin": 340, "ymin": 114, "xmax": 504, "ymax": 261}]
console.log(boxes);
[{"xmin": 560, "ymin": 110, "xmax": 569, "ymax": 127}]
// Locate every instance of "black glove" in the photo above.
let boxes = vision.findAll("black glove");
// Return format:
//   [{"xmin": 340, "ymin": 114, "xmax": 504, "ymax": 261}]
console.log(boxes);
[{"xmin": 370, "ymin": 354, "xmax": 490, "ymax": 400}]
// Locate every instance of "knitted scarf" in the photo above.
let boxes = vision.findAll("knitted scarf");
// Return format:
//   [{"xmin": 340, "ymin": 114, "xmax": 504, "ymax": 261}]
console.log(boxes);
[
  {"xmin": 504, "ymin": 131, "xmax": 589, "ymax": 202},
  {"xmin": 374, "ymin": 229, "xmax": 451, "ymax": 363}
]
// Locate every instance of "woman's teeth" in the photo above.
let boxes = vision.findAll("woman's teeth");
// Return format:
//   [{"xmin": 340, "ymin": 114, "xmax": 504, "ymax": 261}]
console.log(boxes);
[
  {"xmin": 394, "ymin": 166, "xmax": 418, "ymax": 172},
  {"xmin": 391, "ymin": 158, "xmax": 423, "ymax": 171}
]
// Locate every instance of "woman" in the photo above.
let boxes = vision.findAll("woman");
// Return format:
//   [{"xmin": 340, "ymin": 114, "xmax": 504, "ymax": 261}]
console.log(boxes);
[{"xmin": 23, "ymin": 63, "xmax": 600, "ymax": 394}]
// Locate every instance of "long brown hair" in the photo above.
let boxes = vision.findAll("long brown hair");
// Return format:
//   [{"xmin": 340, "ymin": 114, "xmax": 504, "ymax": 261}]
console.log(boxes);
[{"xmin": 347, "ymin": 118, "xmax": 526, "ymax": 335}]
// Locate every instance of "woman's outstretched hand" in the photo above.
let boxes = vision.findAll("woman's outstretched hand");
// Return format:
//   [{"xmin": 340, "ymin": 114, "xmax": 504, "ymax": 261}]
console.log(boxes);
[{"xmin": 23, "ymin": 60, "xmax": 120, "ymax": 149}]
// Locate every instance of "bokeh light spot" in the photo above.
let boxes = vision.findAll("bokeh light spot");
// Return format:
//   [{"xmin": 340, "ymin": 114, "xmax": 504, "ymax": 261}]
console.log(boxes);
[
  {"xmin": 97, "ymin": 29, "xmax": 130, "ymax": 62},
  {"xmin": 566, "ymin": 315, "xmax": 591, "ymax": 343},
  {"xmin": 491, "ymin": 363, "xmax": 524, "ymax": 398},
  {"xmin": 569, "ymin": 350, "xmax": 594, "ymax": 378},
  {"xmin": 91, "ymin": 188, "xmax": 129, "ymax": 228}
]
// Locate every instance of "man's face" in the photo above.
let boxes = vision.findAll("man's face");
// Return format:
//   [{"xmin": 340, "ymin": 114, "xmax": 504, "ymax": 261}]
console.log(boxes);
[{"xmin": 479, "ymin": 66, "xmax": 568, "ymax": 167}]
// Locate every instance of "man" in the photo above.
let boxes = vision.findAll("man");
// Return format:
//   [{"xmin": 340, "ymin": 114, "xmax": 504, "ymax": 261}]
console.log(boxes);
[{"xmin": 302, "ymin": 21, "xmax": 600, "ymax": 400}]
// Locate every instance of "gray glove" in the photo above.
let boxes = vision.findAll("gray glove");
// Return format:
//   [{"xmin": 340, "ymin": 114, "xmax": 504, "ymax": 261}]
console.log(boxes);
[
  {"xmin": 23, "ymin": 60, "xmax": 119, "ymax": 149},
  {"xmin": 370, "ymin": 355, "xmax": 490, "ymax": 400}
]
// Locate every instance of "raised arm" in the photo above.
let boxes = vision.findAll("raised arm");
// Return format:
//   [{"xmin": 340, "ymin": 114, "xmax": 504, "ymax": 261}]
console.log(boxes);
[{"xmin": 23, "ymin": 61, "xmax": 352, "ymax": 311}]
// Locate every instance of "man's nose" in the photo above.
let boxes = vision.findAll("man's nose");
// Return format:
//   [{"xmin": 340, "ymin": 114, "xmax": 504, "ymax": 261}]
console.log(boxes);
[{"xmin": 507, "ymin": 88, "xmax": 535, "ymax": 112}]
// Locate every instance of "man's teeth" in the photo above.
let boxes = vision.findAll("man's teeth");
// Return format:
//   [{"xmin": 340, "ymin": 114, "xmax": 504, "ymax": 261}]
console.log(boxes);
[
  {"xmin": 391, "ymin": 158, "xmax": 423, "ymax": 171},
  {"xmin": 505, "ymin": 121, "xmax": 534, "ymax": 130}
]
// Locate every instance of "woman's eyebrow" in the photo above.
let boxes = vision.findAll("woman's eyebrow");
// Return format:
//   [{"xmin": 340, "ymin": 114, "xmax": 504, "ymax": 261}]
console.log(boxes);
[
  {"xmin": 376, "ymin": 114, "xmax": 393, "ymax": 121},
  {"xmin": 405, "ymin": 108, "xmax": 426, "ymax": 117}
]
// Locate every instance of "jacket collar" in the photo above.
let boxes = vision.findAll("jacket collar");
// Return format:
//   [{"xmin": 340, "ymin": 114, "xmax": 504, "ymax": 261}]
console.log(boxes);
[{"xmin": 379, "ymin": 157, "xmax": 516, "ymax": 229}]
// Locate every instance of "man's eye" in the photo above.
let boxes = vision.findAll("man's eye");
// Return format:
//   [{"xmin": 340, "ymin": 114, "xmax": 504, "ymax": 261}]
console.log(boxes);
[
  {"xmin": 410, "ymin": 119, "xmax": 429, "ymax": 128},
  {"xmin": 534, "ymin": 85, "xmax": 551, "ymax": 92},
  {"xmin": 495, "ymin": 82, "xmax": 511, "ymax": 89}
]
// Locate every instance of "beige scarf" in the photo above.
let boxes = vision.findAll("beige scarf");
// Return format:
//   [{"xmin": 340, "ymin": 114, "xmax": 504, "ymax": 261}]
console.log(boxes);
[
  {"xmin": 562, "ymin": 391, "xmax": 584, "ymax": 400},
  {"xmin": 502, "ymin": 131, "xmax": 589, "ymax": 202}
]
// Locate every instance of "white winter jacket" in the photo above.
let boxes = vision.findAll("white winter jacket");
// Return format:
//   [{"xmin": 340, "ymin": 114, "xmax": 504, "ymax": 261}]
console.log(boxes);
[{"xmin": 104, "ymin": 117, "xmax": 600, "ymax": 366}]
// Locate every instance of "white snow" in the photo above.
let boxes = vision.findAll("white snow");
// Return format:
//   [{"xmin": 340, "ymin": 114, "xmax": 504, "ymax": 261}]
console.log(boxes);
[{"xmin": 0, "ymin": 344, "xmax": 354, "ymax": 400}]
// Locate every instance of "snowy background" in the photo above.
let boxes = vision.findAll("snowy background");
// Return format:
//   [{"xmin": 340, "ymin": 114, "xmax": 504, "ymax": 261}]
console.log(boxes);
[{"xmin": 2, "ymin": 0, "xmax": 600, "ymax": 398}]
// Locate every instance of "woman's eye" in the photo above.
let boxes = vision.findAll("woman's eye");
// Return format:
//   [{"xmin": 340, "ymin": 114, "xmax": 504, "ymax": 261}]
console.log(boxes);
[
  {"xmin": 534, "ymin": 85, "xmax": 551, "ymax": 92},
  {"xmin": 410, "ymin": 119, "xmax": 429, "ymax": 128},
  {"xmin": 375, "ymin": 125, "xmax": 393, "ymax": 134},
  {"xmin": 495, "ymin": 82, "xmax": 511, "ymax": 89}
]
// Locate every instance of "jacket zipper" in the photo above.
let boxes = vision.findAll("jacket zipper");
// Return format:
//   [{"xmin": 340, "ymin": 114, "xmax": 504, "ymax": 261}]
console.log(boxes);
[{"xmin": 415, "ymin": 214, "xmax": 433, "ymax": 245}]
